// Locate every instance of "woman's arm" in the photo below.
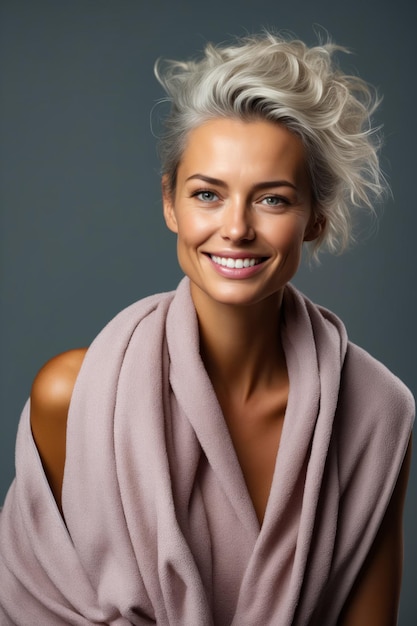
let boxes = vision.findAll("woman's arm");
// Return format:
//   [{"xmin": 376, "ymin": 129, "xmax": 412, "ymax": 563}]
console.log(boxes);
[
  {"xmin": 30, "ymin": 348, "xmax": 87, "ymax": 513},
  {"xmin": 339, "ymin": 437, "xmax": 412, "ymax": 626}
]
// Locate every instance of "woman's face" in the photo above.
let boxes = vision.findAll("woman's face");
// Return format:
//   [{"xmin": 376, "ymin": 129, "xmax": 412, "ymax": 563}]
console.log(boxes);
[{"xmin": 163, "ymin": 118, "xmax": 320, "ymax": 310}]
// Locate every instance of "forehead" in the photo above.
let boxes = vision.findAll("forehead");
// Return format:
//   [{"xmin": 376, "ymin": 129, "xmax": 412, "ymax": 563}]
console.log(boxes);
[{"xmin": 177, "ymin": 117, "xmax": 309, "ymax": 185}]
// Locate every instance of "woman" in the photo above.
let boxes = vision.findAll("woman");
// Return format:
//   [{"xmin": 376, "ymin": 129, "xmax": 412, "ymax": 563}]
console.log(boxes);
[{"xmin": 0, "ymin": 32, "xmax": 414, "ymax": 625}]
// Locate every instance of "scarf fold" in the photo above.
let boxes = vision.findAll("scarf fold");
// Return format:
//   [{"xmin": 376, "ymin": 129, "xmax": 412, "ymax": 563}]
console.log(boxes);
[{"xmin": 0, "ymin": 278, "xmax": 414, "ymax": 625}]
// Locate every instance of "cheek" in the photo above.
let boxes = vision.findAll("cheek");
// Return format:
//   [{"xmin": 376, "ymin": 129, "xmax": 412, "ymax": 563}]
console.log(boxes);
[
  {"xmin": 269, "ymin": 217, "xmax": 309, "ymax": 251},
  {"xmin": 175, "ymin": 213, "xmax": 214, "ymax": 247}
]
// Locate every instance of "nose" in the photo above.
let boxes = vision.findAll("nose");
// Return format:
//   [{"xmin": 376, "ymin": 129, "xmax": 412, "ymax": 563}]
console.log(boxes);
[{"xmin": 220, "ymin": 198, "xmax": 255, "ymax": 243}]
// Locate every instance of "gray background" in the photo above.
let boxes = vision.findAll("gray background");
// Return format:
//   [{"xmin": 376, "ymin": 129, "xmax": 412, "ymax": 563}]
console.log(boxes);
[{"xmin": 1, "ymin": 0, "xmax": 416, "ymax": 622}]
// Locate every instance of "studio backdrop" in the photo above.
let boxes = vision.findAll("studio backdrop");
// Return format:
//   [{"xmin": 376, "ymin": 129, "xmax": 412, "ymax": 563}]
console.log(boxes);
[{"xmin": 1, "ymin": 1, "xmax": 416, "ymax": 623}]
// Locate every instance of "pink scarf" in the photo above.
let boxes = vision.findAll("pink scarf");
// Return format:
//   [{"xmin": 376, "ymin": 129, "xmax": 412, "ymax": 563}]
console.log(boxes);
[{"xmin": 0, "ymin": 278, "xmax": 413, "ymax": 624}]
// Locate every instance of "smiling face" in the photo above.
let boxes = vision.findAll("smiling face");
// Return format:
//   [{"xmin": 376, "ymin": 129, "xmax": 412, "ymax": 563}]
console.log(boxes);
[{"xmin": 163, "ymin": 118, "xmax": 321, "ymax": 312}]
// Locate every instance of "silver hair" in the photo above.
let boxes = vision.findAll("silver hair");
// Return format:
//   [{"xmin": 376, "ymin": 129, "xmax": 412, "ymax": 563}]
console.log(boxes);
[{"xmin": 154, "ymin": 32, "xmax": 386, "ymax": 256}]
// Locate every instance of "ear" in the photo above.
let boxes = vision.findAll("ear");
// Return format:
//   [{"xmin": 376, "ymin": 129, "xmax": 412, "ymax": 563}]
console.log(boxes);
[
  {"xmin": 304, "ymin": 213, "xmax": 326, "ymax": 242},
  {"xmin": 162, "ymin": 175, "xmax": 178, "ymax": 234}
]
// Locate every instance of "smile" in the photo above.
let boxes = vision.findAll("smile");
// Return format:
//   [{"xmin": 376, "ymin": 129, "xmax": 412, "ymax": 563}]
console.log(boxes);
[{"xmin": 210, "ymin": 255, "xmax": 265, "ymax": 269}]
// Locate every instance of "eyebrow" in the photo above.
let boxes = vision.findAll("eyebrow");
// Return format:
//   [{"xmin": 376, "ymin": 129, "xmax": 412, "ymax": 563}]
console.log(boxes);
[{"xmin": 185, "ymin": 174, "xmax": 297, "ymax": 191}]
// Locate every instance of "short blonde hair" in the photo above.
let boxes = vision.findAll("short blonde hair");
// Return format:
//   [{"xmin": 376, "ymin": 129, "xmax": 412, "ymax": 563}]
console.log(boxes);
[{"xmin": 155, "ymin": 32, "xmax": 386, "ymax": 256}]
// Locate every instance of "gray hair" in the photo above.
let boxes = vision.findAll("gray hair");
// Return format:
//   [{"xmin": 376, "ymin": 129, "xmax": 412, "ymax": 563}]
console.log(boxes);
[{"xmin": 154, "ymin": 32, "xmax": 386, "ymax": 255}]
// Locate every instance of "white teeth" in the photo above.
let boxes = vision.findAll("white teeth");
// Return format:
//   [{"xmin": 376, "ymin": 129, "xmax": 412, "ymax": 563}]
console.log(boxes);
[{"xmin": 210, "ymin": 255, "xmax": 261, "ymax": 269}]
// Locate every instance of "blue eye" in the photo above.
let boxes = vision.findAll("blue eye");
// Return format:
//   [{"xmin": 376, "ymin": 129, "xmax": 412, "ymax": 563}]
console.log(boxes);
[
  {"xmin": 195, "ymin": 190, "xmax": 218, "ymax": 202},
  {"xmin": 261, "ymin": 195, "xmax": 285, "ymax": 206}
]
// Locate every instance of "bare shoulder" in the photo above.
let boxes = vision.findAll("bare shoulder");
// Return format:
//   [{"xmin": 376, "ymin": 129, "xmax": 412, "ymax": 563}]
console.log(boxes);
[
  {"xmin": 30, "ymin": 348, "xmax": 88, "ymax": 512},
  {"xmin": 30, "ymin": 348, "xmax": 88, "ymax": 415}
]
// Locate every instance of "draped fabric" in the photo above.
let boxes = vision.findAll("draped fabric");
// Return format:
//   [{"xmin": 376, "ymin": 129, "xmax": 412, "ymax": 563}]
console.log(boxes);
[{"xmin": 0, "ymin": 278, "xmax": 414, "ymax": 625}]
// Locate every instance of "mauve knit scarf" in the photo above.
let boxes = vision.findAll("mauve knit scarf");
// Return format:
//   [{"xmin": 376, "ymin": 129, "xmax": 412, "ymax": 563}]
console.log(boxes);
[{"xmin": 0, "ymin": 278, "xmax": 414, "ymax": 625}]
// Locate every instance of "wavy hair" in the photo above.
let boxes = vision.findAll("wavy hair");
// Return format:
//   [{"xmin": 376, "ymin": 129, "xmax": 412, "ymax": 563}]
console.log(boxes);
[{"xmin": 154, "ymin": 32, "xmax": 386, "ymax": 255}]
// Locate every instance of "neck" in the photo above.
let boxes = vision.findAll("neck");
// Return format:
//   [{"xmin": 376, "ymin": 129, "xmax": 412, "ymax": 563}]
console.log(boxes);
[{"xmin": 192, "ymin": 285, "xmax": 287, "ymax": 402}]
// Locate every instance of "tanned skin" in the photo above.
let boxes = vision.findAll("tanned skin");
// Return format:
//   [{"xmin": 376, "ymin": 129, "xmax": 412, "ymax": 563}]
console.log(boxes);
[
  {"xmin": 30, "ymin": 348, "xmax": 87, "ymax": 515},
  {"xmin": 30, "ymin": 119, "xmax": 413, "ymax": 624}
]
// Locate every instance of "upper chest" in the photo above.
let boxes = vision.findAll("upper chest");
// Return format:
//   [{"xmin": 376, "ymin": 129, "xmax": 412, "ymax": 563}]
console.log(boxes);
[{"xmin": 217, "ymin": 385, "xmax": 288, "ymax": 525}]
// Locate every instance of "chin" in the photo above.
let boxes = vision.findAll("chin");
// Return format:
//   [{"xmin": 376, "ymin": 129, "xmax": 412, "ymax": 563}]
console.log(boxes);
[{"xmin": 191, "ymin": 280, "xmax": 285, "ymax": 309}]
